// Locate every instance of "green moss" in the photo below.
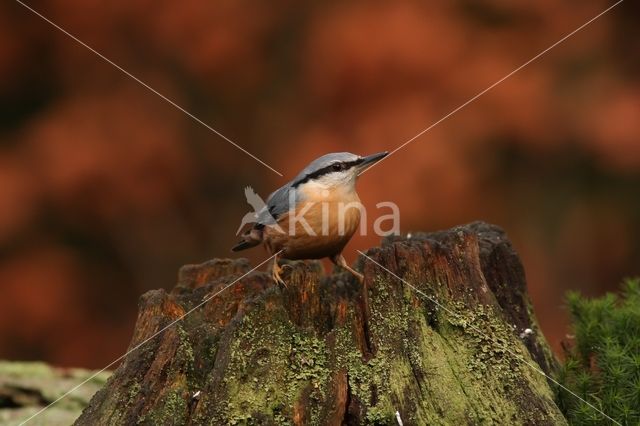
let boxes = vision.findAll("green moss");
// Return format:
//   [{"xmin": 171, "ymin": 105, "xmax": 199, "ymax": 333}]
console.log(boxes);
[
  {"xmin": 0, "ymin": 361, "xmax": 58, "ymax": 377},
  {"xmin": 556, "ymin": 277, "xmax": 640, "ymax": 425},
  {"xmin": 175, "ymin": 325, "xmax": 195, "ymax": 375},
  {"xmin": 334, "ymin": 323, "xmax": 394, "ymax": 424},
  {"xmin": 143, "ymin": 387, "xmax": 188, "ymax": 425},
  {"xmin": 0, "ymin": 361, "xmax": 110, "ymax": 426},
  {"xmin": 219, "ymin": 299, "xmax": 332, "ymax": 424},
  {"xmin": 446, "ymin": 301, "xmax": 522, "ymax": 385},
  {"xmin": 135, "ymin": 325, "xmax": 195, "ymax": 425},
  {"xmin": 356, "ymin": 273, "xmax": 566, "ymax": 425},
  {"xmin": 127, "ymin": 267, "xmax": 564, "ymax": 425},
  {"xmin": 287, "ymin": 333, "xmax": 330, "ymax": 396},
  {"xmin": 127, "ymin": 382, "xmax": 141, "ymax": 405}
]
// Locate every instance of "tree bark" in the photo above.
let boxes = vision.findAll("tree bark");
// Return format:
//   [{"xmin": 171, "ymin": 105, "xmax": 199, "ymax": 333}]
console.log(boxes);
[{"xmin": 76, "ymin": 222, "xmax": 567, "ymax": 425}]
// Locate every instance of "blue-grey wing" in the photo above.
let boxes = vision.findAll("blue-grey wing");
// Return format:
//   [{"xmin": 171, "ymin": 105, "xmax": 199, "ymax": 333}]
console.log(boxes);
[{"xmin": 255, "ymin": 184, "xmax": 292, "ymax": 226}]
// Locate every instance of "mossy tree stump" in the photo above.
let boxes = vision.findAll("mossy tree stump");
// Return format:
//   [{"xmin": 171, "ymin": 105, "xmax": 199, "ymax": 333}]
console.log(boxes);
[{"xmin": 77, "ymin": 222, "xmax": 567, "ymax": 425}]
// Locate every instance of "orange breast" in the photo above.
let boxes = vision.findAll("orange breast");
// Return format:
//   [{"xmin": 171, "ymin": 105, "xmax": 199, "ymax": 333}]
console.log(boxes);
[{"xmin": 264, "ymin": 190, "xmax": 362, "ymax": 260}]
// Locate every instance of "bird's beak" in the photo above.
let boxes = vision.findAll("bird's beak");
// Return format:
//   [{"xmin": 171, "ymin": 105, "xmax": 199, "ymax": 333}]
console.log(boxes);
[
  {"xmin": 356, "ymin": 151, "xmax": 388, "ymax": 174},
  {"xmin": 361, "ymin": 151, "xmax": 388, "ymax": 166}
]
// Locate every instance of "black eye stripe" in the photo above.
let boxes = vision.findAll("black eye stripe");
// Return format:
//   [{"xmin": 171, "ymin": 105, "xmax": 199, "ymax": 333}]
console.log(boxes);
[{"xmin": 293, "ymin": 158, "xmax": 363, "ymax": 187}]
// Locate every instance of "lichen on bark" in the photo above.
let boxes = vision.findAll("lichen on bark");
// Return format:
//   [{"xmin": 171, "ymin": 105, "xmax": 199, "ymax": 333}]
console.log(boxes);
[{"xmin": 76, "ymin": 222, "xmax": 567, "ymax": 425}]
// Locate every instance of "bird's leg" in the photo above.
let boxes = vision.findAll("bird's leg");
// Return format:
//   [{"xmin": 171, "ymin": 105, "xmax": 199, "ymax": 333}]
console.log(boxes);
[
  {"xmin": 331, "ymin": 253, "xmax": 364, "ymax": 283},
  {"xmin": 271, "ymin": 253, "xmax": 287, "ymax": 287}
]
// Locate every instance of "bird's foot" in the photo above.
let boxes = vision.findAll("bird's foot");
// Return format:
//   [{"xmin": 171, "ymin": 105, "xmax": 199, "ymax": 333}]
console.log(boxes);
[
  {"xmin": 331, "ymin": 254, "xmax": 364, "ymax": 284},
  {"xmin": 272, "ymin": 262, "xmax": 287, "ymax": 288},
  {"xmin": 351, "ymin": 269, "xmax": 364, "ymax": 284}
]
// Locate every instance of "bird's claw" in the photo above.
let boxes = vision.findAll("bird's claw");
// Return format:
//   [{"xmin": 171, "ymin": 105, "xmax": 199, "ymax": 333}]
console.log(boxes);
[
  {"xmin": 273, "ymin": 276, "xmax": 289, "ymax": 288},
  {"xmin": 272, "ymin": 274, "xmax": 287, "ymax": 288},
  {"xmin": 272, "ymin": 263, "xmax": 288, "ymax": 288}
]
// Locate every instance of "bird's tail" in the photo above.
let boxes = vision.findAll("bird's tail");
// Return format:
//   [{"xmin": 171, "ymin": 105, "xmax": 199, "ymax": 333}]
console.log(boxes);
[{"xmin": 231, "ymin": 228, "xmax": 262, "ymax": 252}]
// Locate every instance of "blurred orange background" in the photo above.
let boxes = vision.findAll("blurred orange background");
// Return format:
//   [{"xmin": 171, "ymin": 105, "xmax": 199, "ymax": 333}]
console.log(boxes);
[{"xmin": 1, "ymin": 0, "xmax": 638, "ymax": 369}]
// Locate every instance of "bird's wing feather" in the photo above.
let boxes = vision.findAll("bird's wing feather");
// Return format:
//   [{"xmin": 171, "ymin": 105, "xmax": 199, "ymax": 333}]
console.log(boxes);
[{"xmin": 255, "ymin": 183, "xmax": 291, "ymax": 226}]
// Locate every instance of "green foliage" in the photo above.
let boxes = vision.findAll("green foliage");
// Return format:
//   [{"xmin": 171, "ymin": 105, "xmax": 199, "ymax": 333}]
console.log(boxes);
[{"xmin": 557, "ymin": 278, "xmax": 640, "ymax": 425}]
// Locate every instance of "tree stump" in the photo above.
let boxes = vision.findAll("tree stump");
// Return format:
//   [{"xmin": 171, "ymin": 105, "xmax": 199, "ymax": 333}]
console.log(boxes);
[{"xmin": 76, "ymin": 222, "xmax": 567, "ymax": 425}]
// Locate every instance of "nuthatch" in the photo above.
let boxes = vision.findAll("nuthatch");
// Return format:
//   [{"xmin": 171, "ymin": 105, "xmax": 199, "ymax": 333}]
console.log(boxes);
[{"xmin": 232, "ymin": 151, "xmax": 388, "ymax": 285}]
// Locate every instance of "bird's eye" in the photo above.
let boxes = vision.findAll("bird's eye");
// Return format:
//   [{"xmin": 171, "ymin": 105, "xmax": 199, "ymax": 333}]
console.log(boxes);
[{"xmin": 332, "ymin": 163, "xmax": 343, "ymax": 171}]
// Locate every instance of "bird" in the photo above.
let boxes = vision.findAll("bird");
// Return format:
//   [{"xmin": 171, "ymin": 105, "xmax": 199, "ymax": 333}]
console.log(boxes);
[{"xmin": 232, "ymin": 151, "xmax": 388, "ymax": 285}]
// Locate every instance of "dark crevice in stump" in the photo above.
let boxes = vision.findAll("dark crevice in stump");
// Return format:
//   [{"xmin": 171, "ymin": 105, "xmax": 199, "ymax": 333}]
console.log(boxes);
[{"xmin": 76, "ymin": 222, "xmax": 566, "ymax": 425}]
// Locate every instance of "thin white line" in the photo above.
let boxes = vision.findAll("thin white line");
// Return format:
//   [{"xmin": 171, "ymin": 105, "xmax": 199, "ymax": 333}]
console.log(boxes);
[
  {"xmin": 13, "ymin": 0, "xmax": 283, "ymax": 177},
  {"xmin": 18, "ymin": 251, "xmax": 281, "ymax": 425},
  {"xmin": 360, "ymin": 0, "xmax": 624, "ymax": 175},
  {"xmin": 357, "ymin": 250, "xmax": 621, "ymax": 426}
]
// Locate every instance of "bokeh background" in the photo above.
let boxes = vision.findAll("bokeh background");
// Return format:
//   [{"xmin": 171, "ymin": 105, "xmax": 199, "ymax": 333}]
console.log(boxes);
[{"xmin": 1, "ymin": 0, "xmax": 638, "ymax": 369}]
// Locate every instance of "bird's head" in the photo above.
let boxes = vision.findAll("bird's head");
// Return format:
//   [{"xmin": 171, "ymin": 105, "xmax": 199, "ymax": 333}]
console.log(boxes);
[{"xmin": 291, "ymin": 151, "xmax": 388, "ymax": 192}]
